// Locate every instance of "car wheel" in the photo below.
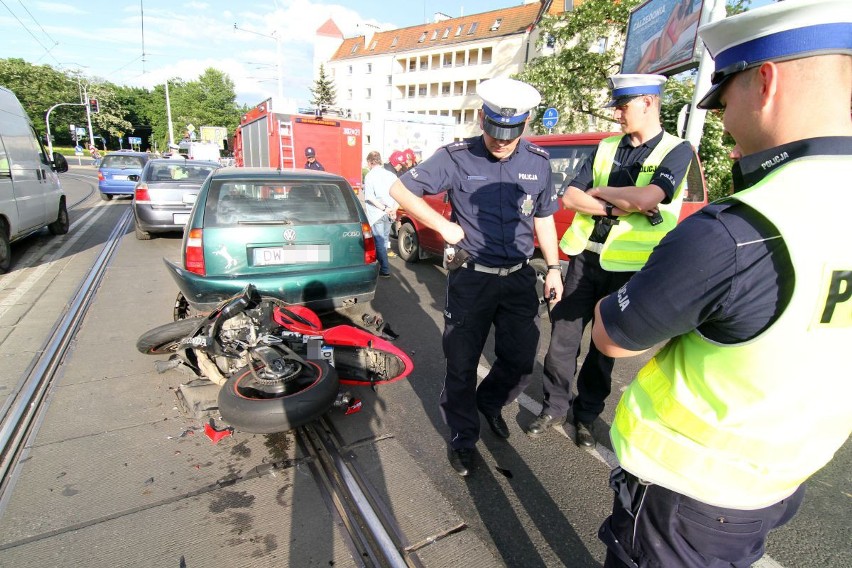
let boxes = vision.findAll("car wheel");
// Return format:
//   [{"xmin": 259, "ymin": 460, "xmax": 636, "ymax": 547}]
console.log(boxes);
[
  {"xmin": 397, "ymin": 222, "xmax": 420, "ymax": 263},
  {"xmin": 0, "ymin": 219, "xmax": 11, "ymax": 274},
  {"xmin": 134, "ymin": 220, "xmax": 151, "ymax": 240},
  {"xmin": 218, "ymin": 358, "xmax": 340, "ymax": 434},
  {"xmin": 100, "ymin": 193, "xmax": 112, "ymax": 201},
  {"xmin": 135, "ymin": 316, "xmax": 206, "ymax": 354},
  {"xmin": 48, "ymin": 199, "xmax": 69, "ymax": 235},
  {"xmin": 173, "ymin": 291, "xmax": 201, "ymax": 321}
]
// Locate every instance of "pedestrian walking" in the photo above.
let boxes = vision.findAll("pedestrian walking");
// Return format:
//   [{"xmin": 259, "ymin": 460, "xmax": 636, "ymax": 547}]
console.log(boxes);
[
  {"xmin": 592, "ymin": 1, "xmax": 852, "ymax": 566},
  {"xmin": 526, "ymin": 74, "xmax": 693, "ymax": 447},
  {"xmin": 390, "ymin": 77, "xmax": 564, "ymax": 477}
]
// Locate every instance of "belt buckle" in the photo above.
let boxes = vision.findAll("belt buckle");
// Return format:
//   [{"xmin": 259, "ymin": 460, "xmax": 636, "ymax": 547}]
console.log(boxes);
[{"xmin": 497, "ymin": 267, "xmax": 509, "ymax": 276}]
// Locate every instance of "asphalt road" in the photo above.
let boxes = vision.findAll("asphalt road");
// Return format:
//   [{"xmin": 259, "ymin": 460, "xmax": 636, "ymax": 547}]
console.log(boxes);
[{"xmin": 0, "ymin": 164, "xmax": 846, "ymax": 567}]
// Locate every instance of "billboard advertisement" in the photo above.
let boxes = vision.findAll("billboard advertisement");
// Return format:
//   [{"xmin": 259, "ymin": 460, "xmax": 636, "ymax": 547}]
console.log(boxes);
[{"xmin": 621, "ymin": 0, "xmax": 706, "ymax": 76}]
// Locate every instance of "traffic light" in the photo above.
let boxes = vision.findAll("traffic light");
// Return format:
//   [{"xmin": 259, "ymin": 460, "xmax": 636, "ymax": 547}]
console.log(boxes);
[{"xmin": 89, "ymin": 99, "xmax": 99, "ymax": 113}]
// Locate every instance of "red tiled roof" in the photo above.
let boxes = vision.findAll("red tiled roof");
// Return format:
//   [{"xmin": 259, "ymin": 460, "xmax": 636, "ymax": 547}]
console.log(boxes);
[
  {"xmin": 317, "ymin": 18, "xmax": 343, "ymax": 38},
  {"xmin": 330, "ymin": 3, "xmax": 565, "ymax": 62}
]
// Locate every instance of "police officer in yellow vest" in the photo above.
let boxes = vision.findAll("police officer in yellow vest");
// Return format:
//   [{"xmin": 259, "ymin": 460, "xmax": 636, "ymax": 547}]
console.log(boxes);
[
  {"xmin": 526, "ymin": 74, "xmax": 693, "ymax": 446},
  {"xmin": 592, "ymin": 1, "xmax": 852, "ymax": 566}
]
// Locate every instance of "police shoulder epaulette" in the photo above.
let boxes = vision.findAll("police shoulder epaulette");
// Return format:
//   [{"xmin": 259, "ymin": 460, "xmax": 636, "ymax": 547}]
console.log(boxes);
[
  {"xmin": 527, "ymin": 143, "xmax": 550, "ymax": 159},
  {"xmin": 447, "ymin": 140, "xmax": 473, "ymax": 153}
]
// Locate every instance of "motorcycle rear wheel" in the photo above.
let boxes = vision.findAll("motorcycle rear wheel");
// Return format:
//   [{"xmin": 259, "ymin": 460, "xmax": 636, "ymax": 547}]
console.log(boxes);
[
  {"xmin": 218, "ymin": 359, "xmax": 339, "ymax": 434},
  {"xmin": 136, "ymin": 317, "xmax": 206, "ymax": 354}
]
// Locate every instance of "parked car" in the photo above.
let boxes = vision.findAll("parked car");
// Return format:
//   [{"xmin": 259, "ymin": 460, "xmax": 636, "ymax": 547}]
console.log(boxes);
[
  {"xmin": 395, "ymin": 132, "xmax": 708, "ymax": 264},
  {"xmin": 97, "ymin": 150, "xmax": 150, "ymax": 200},
  {"xmin": 129, "ymin": 159, "xmax": 219, "ymax": 240},
  {"xmin": 164, "ymin": 167, "xmax": 379, "ymax": 316},
  {"xmin": 0, "ymin": 86, "xmax": 69, "ymax": 273}
]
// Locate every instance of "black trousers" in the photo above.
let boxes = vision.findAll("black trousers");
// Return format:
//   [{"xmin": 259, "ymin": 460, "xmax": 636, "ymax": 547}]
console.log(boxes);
[
  {"xmin": 440, "ymin": 264, "xmax": 540, "ymax": 449},
  {"xmin": 600, "ymin": 468, "xmax": 805, "ymax": 568},
  {"xmin": 542, "ymin": 250, "xmax": 633, "ymax": 423}
]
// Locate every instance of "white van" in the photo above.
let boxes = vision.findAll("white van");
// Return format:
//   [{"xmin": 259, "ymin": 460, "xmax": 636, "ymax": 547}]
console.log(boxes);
[
  {"xmin": 0, "ymin": 86, "xmax": 69, "ymax": 272},
  {"xmin": 178, "ymin": 141, "xmax": 220, "ymax": 162}
]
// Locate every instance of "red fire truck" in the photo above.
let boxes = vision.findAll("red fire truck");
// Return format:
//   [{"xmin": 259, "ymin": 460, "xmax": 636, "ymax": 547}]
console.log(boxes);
[{"xmin": 233, "ymin": 99, "xmax": 364, "ymax": 192}]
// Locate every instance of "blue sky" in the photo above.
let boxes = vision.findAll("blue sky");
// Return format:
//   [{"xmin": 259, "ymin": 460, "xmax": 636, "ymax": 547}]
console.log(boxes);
[
  {"xmin": 0, "ymin": 0, "xmax": 528, "ymax": 105},
  {"xmin": 1, "ymin": 1, "xmax": 777, "ymax": 107}
]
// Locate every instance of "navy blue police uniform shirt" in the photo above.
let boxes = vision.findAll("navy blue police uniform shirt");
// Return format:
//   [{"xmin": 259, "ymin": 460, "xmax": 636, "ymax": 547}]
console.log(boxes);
[
  {"xmin": 598, "ymin": 137, "xmax": 852, "ymax": 351},
  {"xmin": 399, "ymin": 136, "xmax": 556, "ymax": 267},
  {"xmin": 566, "ymin": 131, "xmax": 693, "ymax": 243}
]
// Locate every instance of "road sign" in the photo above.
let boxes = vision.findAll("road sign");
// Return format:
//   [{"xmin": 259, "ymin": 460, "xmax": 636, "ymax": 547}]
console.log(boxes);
[
  {"xmin": 129, "ymin": 136, "xmax": 142, "ymax": 145},
  {"xmin": 542, "ymin": 107, "xmax": 559, "ymax": 130}
]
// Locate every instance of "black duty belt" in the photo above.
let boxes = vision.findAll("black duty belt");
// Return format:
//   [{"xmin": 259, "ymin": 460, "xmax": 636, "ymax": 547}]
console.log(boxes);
[{"xmin": 461, "ymin": 260, "xmax": 528, "ymax": 276}]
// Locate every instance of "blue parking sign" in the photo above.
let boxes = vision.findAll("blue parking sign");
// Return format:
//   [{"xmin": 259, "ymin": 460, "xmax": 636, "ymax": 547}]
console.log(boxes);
[{"xmin": 542, "ymin": 107, "xmax": 559, "ymax": 129}]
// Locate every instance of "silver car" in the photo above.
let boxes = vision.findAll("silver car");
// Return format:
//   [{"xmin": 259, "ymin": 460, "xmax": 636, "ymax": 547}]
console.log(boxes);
[{"xmin": 130, "ymin": 159, "xmax": 219, "ymax": 240}]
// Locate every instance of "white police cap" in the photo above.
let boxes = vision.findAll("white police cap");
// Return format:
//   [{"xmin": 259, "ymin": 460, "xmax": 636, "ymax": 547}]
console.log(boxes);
[
  {"xmin": 478, "ymin": 78, "xmax": 541, "ymax": 140},
  {"xmin": 604, "ymin": 74, "xmax": 668, "ymax": 108},
  {"xmin": 697, "ymin": 0, "xmax": 852, "ymax": 110},
  {"xmin": 168, "ymin": 143, "xmax": 179, "ymax": 150}
]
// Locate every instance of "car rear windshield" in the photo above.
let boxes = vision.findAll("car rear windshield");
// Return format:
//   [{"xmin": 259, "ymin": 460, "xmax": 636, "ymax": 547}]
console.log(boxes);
[
  {"xmin": 101, "ymin": 155, "xmax": 146, "ymax": 169},
  {"xmin": 148, "ymin": 163, "xmax": 216, "ymax": 182},
  {"xmin": 204, "ymin": 180, "xmax": 360, "ymax": 227}
]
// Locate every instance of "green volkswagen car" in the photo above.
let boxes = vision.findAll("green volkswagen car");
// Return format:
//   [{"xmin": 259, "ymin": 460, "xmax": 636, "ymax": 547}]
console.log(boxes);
[{"xmin": 164, "ymin": 167, "xmax": 379, "ymax": 316}]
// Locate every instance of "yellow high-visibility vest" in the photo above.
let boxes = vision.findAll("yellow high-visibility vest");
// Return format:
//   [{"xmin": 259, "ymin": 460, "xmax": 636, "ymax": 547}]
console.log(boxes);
[
  {"xmin": 611, "ymin": 155, "xmax": 852, "ymax": 509},
  {"xmin": 559, "ymin": 132, "xmax": 688, "ymax": 271}
]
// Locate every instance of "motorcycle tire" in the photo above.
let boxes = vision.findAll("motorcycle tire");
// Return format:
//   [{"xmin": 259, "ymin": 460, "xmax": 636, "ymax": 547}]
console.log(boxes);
[
  {"xmin": 218, "ymin": 359, "xmax": 339, "ymax": 434},
  {"xmin": 136, "ymin": 316, "xmax": 206, "ymax": 355}
]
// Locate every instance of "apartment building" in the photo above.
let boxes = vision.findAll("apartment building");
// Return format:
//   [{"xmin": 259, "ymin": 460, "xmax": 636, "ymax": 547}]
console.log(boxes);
[{"xmin": 316, "ymin": 0, "xmax": 579, "ymax": 161}]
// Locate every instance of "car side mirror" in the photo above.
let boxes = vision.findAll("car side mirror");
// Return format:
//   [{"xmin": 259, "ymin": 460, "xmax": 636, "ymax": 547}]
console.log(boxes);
[{"xmin": 52, "ymin": 152, "xmax": 69, "ymax": 173}]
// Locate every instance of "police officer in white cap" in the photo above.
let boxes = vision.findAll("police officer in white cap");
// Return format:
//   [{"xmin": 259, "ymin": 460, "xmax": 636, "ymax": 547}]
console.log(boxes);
[
  {"xmin": 526, "ymin": 73, "xmax": 693, "ymax": 448},
  {"xmin": 167, "ymin": 143, "xmax": 184, "ymax": 160},
  {"xmin": 592, "ymin": 1, "xmax": 852, "ymax": 566},
  {"xmin": 390, "ymin": 78, "xmax": 564, "ymax": 476}
]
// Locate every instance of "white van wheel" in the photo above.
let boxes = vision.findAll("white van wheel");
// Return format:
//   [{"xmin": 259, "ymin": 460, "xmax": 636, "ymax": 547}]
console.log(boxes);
[
  {"xmin": 0, "ymin": 220, "xmax": 10, "ymax": 273},
  {"xmin": 48, "ymin": 199, "xmax": 69, "ymax": 235}
]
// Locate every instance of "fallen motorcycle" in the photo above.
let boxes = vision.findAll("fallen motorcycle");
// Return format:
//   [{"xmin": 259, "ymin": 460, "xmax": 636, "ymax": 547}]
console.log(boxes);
[{"xmin": 136, "ymin": 284, "xmax": 413, "ymax": 433}]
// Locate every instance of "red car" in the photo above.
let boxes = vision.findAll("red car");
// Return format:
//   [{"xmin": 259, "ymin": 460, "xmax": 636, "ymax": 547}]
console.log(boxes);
[{"xmin": 395, "ymin": 132, "xmax": 708, "ymax": 272}]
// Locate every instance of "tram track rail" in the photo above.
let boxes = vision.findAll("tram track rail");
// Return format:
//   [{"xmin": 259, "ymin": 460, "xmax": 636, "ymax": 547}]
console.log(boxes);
[{"xmin": 0, "ymin": 207, "xmax": 132, "ymax": 507}]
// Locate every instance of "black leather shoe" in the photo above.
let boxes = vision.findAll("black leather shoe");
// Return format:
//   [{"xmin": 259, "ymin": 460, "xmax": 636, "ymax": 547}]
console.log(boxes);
[
  {"xmin": 525, "ymin": 413, "xmax": 565, "ymax": 438},
  {"xmin": 448, "ymin": 448, "xmax": 475, "ymax": 477},
  {"xmin": 575, "ymin": 421, "xmax": 595, "ymax": 447},
  {"xmin": 478, "ymin": 406, "xmax": 510, "ymax": 439}
]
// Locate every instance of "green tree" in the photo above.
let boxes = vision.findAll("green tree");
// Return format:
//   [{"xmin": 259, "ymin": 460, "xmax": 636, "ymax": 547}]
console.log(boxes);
[{"xmin": 309, "ymin": 64, "xmax": 336, "ymax": 110}]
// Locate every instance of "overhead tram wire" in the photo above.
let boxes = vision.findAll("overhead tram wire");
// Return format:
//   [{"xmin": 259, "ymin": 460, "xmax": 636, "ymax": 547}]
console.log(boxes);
[
  {"xmin": 0, "ymin": 0, "xmax": 60, "ymax": 65},
  {"xmin": 16, "ymin": 0, "xmax": 59, "ymax": 47}
]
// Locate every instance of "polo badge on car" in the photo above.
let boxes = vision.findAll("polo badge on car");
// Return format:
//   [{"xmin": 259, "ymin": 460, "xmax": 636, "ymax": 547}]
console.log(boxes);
[
  {"xmin": 283, "ymin": 229, "xmax": 297, "ymax": 241},
  {"xmin": 213, "ymin": 244, "xmax": 238, "ymax": 270}
]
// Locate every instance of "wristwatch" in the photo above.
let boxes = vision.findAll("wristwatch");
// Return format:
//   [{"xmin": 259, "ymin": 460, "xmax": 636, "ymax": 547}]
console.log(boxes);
[{"xmin": 605, "ymin": 202, "xmax": 615, "ymax": 219}]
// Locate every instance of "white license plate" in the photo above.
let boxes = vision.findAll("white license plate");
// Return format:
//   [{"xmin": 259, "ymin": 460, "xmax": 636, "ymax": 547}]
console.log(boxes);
[
  {"xmin": 113, "ymin": 175, "xmax": 128, "ymax": 181},
  {"xmin": 253, "ymin": 246, "xmax": 331, "ymax": 266},
  {"xmin": 173, "ymin": 213, "xmax": 190, "ymax": 225},
  {"xmin": 182, "ymin": 193, "xmax": 197, "ymax": 204}
]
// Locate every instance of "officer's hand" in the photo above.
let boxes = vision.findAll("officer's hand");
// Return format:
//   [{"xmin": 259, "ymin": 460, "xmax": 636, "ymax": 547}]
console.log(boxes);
[
  {"xmin": 441, "ymin": 222, "xmax": 465, "ymax": 245},
  {"xmin": 545, "ymin": 271, "xmax": 563, "ymax": 303}
]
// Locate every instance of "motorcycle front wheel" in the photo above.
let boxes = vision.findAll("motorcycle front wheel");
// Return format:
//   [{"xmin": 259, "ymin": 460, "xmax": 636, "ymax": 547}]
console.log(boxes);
[
  {"xmin": 218, "ymin": 359, "xmax": 339, "ymax": 434},
  {"xmin": 136, "ymin": 317, "xmax": 207, "ymax": 354}
]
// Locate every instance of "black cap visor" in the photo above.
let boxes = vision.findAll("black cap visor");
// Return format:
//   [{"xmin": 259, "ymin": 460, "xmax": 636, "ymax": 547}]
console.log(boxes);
[
  {"xmin": 483, "ymin": 116, "xmax": 525, "ymax": 140},
  {"xmin": 698, "ymin": 60, "xmax": 750, "ymax": 110}
]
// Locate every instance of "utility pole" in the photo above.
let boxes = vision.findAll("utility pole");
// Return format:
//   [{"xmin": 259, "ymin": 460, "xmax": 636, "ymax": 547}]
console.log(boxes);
[
  {"xmin": 82, "ymin": 83, "xmax": 95, "ymax": 149},
  {"xmin": 165, "ymin": 80, "xmax": 175, "ymax": 146}
]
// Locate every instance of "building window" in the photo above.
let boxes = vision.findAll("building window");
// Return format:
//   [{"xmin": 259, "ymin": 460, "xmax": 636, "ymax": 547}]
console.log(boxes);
[
  {"xmin": 431, "ymin": 30, "xmax": 438, "ymax": 40},
  {"xmin": 366, "ymin": 135, "xmax": 371, "ymax": 145},
  {"xmin": 350, "ymin": 43, "xmax": 359, "ymax": 54},
  {"xmin": 348, "ymin": 65, "xmax": 353, "ymax": 75},
  {"xmin": 455, "ymin": 25, "xmax": 463, "ymax": 37},
  {"xmin": 369, "ymin": 40, "xmax": 378, "ymax": 51},
  {"xmin": 366, "ymin": 88, "xmax": 372, "ymax": 99},
  {"xmin": 391, "ymin": 36, "xmax": 398, "ymax": 47},
  {"xmin": 490, "ymin": 19, "xmax": 502, "ymax": 31},
  {"xmin": 408, "ymin": 60, "xmax": 416, "ymax": 71},
  {"xmin": 347, "ymin": 89, "xmax": 353, "ymax": 100},
  {"xmin": 387, "ymin": 75, "xmax": 392, "ymax": 85},
  {"xmin": 442, "ymin": 27, "xmax": 450, "ymax": 39},
  {"xmin": 366, "ymin": 63, "xmax": 372, "ymax": 73},
  {"xmin": 407, "ymin": 85, "xmax": 415, "ymax": 97},
  {"xmin": 467, "ymin": 22, "xmax": 478, "ymax": 35},
  {"xmin": 366, "ymin": 113, "xmax": 371, "ymax": 122},
  {"xmin": 592, "ymin": 37, "xmax": 607, "ymax": 53},
  {"xmin": 564, "ymin": 0, "xmax": 575, "ymax": 11},
  {"xmin": 420, "ymin": 59, "xmax": 428, "ymax": 71},
  {"xmin": 418, "ymin": 85, "xmax": 427, "ymax": 96},
  {"xmin": 482, "ymin": 47, "xmax": 492, "ymax": 64},
  {"xmin": 418, "ymin": 32, "xmax": 427, "ymax": 43},
  {"xmin": 387, "ymin": 100, "xmax": 392, "ymax": 110},
  {"xmin": 443, "ymin": 54, "xmax": 452, "ymax": 68},
  {"xmin": 442, "ymin": 84, "xmax": 450, "ymax": 96},
  {"xmin": 546, "ymin": 35, "xmax": 556, "ymax": 49}
]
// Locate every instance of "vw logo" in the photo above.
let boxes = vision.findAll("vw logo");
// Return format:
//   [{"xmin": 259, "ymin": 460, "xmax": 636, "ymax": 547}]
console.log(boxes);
[{"xmin": 283, "ymin": 229, "xmax": 296, "ymax": 241}]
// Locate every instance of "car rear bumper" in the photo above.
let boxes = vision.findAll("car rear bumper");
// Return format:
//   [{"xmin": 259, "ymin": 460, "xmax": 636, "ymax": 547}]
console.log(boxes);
[
  {"xmin": 98, "ymin": 181, "xmax": 135, "ymax": 195},
  {"xmin": 163, "ymin": 258, "xmax": 378, "ymax": 314},
  {"xmin": 134, "ymin": 204, "xmax": 193, "ymax": 232}
]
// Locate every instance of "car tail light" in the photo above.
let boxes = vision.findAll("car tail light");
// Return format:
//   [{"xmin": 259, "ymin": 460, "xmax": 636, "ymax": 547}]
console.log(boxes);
[
  {"xmin": 97, "ymin": 171, "xmax": 104, "ymax": 181},
  {"xmin": 185, "ymin": 228, "xmax": 205, "ymax": 275},
  {"xmin": 362, "ymin": 222, "xmax": 376, "ymax": 265},
  {"xmin": 134, "ymin": 183, "xmax": 150, "ymax": 202}
]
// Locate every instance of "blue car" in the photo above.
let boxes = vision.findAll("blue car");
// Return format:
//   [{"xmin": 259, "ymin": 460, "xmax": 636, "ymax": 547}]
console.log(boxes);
[{"xmin": 97, "ymin": 151, "xmax": 150, "ymax": 200}]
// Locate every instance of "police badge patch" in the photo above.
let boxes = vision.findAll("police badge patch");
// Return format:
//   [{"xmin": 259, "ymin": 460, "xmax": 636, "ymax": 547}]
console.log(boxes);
[{"xmin": 521, "ymin": 194, "xmax": 534, "ymax": 216}]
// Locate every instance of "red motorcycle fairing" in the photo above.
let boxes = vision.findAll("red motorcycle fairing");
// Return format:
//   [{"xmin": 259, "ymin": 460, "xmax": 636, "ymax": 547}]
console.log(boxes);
[
  {"xmin": 321, "ymin": 326, "xmax": 413, "ymax": 386},
  {"xmin": 272, "ymin": 304, "xmax": 323, "ymax": 334}
]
